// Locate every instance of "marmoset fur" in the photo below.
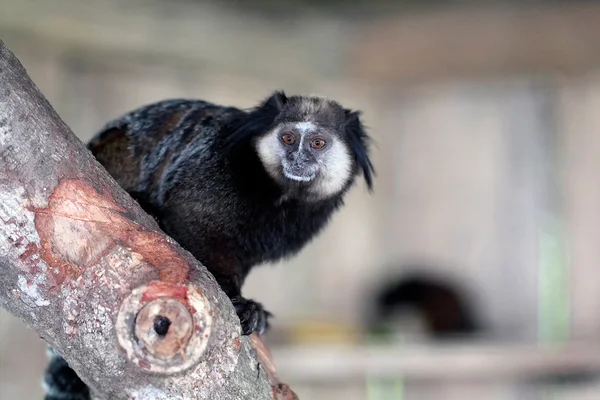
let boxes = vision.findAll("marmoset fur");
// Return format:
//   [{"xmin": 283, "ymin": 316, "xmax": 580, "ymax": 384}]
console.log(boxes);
[
  {"xmin": 42, "ymin": 91, "xmax": 373, "ymax": 400},
  {"xmin": 88, "ymin": 91, "xmax": 375, "ymax": 335}
]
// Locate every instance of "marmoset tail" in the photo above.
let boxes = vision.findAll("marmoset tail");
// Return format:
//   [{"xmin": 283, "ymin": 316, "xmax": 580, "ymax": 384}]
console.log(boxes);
[{"xmin": 88, "ymin": 90, "xmax": 375, "ymax": 335}]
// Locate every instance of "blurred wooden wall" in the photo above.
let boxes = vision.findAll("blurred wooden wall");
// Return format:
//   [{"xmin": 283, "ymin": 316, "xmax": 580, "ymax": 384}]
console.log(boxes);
[{"xmin": 1, "ymin": 1, "xmax": 600, "ymax": 399}]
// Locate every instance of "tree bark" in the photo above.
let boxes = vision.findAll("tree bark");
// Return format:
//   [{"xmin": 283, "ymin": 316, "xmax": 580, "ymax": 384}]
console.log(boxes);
[{"xmin": 0, "ymin": 39, "xmax": 297, "ymax": 400}]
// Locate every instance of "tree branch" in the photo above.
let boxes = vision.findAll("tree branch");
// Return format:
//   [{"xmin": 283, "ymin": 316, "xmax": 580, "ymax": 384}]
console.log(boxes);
[{"xmin": 0, "ymin": 39, "xmax": 297, "ymax": 400}]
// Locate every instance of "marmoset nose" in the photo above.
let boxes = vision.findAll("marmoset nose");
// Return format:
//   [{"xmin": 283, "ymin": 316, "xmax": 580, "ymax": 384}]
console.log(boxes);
[{"xmin": 291, "ymin": 150, "xmax": 312, "ymax": 163}]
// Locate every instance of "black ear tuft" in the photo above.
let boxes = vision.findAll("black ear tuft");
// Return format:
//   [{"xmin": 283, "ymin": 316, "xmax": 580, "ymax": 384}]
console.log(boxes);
[
  {"xmin": 344, "ymin": 109, "xmax": 375, "ymax": 191},
  {"xmin": 224, "ymin": 91, "xmax": 288, "ymax": 153},
  {"xmin": 262, "ymin": 90, "xmax": 288, "ymax": 112}
]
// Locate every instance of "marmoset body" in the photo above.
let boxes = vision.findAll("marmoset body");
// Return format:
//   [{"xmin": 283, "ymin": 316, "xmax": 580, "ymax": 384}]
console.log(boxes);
[
  {"xmin": 88, "ymin": 91, "xmax": 374, "ymax": 335},
  {"xmin": 43, "ymin": 91, "xmax": 373, "ymax": 400}
]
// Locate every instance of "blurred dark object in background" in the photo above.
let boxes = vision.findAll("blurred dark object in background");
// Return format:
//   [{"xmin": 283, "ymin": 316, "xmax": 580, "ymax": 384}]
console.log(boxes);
[{"xmin": 367, "ymin": 269, "xmax": 481, "ymax": 341}]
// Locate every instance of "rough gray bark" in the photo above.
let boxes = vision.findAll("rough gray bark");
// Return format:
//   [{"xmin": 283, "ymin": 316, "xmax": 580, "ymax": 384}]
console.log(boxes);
[{"xmin": 0, "ymin": 39, "xmax": 297, "ymax": 400}]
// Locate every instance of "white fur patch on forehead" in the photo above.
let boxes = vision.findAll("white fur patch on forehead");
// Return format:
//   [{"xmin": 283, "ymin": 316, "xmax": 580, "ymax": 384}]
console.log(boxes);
[
  {"xmin": 310, "ymin": 139, "xmax": 352, "ymax": 199},
  {"xmin": 293, "ymin": 121, "xmax": 316, "ymax": 134}
]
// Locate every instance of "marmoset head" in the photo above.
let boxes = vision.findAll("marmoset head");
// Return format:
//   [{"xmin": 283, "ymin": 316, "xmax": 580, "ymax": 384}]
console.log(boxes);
[{"xmin": 228, "ymin": 91, "xmax": 374, "ymax": 200}]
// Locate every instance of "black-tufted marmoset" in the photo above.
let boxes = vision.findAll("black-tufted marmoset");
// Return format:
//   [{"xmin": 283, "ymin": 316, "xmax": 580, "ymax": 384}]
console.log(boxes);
[
  {"xmin": 43, "ymin": 91, "xmax": 374, "ymax": 400},
  {"xmin": 88, "ymin": 91, "xmax": 375, "ymax": 335}
]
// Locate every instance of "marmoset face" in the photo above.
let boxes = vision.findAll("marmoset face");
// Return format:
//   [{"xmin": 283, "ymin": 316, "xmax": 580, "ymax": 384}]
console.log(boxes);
[{"xmin": 255, "ymin": 97, "xmax": 354, "ymax": 200}]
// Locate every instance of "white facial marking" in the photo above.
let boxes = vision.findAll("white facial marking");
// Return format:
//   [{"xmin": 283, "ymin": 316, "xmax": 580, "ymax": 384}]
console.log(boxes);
[
  {"xmin": 294, "ymin": 121, "xmax": 316, "ymax": 134},
  {"xmin": 255, "ymin": 129, "xmax": 284, "ymax": 181},
  {"xmin": 294, "ymin": 122, "xmax": 314, "ymax": 153},
  {"xmin": 256, "ymin": 122, "xmax": 316, "ymax": 182},
  {"xmin": 283, "ymin": 170, "xmax": 314, "ymax": 182},
  {"xmin": 255, "ymin": 121, "xmax": 354, "ymax": 200},
  {"xmin": 309, "ymin": 139, "xmax": 352, "ymax": 199}
]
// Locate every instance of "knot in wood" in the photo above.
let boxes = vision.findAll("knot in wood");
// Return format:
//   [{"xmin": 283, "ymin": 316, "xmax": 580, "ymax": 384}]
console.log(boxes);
[
  {"xmin": 134, "ymin": 299, "xmax": 192, "ymax": 360},
  {"xmin": 116, "ymin": 282, "xmax": 212, "ymax": 374}
]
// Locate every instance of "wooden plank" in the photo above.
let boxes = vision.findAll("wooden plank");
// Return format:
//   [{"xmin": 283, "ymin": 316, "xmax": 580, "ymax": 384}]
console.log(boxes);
[
  {"xmin": 271, "ymin": 341, "xmax": 600, "ymax": 382},
  {"xmin": 0, "ymin": 0, "xmax": 351, "ymax": 84},
  {"xmin": 4, "ymin": 1, "xmax": 600, "ymax": 86},
  {"xmin": 556, "ymin": 73, "xmax": 600, "ymax": 341},
  {"xmin": 348, "ymin": 4, "xmax": 600, "ymax": 84}
]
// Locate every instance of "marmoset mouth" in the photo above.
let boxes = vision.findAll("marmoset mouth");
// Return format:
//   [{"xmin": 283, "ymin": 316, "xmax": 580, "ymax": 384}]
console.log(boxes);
[{"xmin": 282, "ymin": 163, "xmax": 317, "ymax": 182}]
